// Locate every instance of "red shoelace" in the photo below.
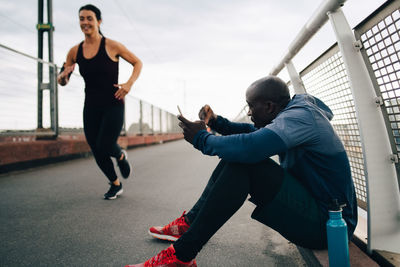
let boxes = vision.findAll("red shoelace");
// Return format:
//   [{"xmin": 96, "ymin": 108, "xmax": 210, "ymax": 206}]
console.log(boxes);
[
  {"xmin": 163, "ymin": 211, "xmax": 187, "ymax": 234},
  {"xmin": 145, "ymin": 246, "xmax": 175, "ymax": 266}
]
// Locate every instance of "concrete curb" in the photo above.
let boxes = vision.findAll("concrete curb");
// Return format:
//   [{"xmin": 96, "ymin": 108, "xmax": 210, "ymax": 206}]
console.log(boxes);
[
  {"xmin": 297, "ymin": 238, "xmax": 394, "ymax": 267},
  {"xmin": 0, "ymin": 133, "xmax": 183, "ymax": 174}
]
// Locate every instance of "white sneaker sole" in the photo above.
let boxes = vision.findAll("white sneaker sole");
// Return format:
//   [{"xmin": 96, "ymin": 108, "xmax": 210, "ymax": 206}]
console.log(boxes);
[
  {"xmin": 122, "ymin": 163, "xmax": 131, "ymax": 179},
  {"xmin": 104, "ymin": 188, "xmax": 123, "ymax": 200},
  {"xmin": 148, "ymin": 230, "xmax": 179, "ymax": 241},
  {"xmin": 120, "ymin": 150, "xmax": 131, "ymax": 179}
]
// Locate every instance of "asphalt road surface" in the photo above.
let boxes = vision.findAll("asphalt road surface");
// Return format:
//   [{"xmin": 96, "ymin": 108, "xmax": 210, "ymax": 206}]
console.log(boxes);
[{"xmin": 0, "ymin": 140, "xmax": 306, "ymax": 267}]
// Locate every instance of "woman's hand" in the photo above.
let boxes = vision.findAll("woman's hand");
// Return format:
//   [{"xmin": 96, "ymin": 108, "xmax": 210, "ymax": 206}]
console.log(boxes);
[
  {"xmin": 57, "ymin": 64, "xmax": 75, "ymax": 86},
  {"xmin": 114, "ymin": 82, "xmax": 132, "ymax": 100}
]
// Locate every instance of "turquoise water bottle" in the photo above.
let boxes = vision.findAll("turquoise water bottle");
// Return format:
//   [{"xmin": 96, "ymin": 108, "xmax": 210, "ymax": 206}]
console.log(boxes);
[{"xmin": 327, "ymin": 199, "xmax": 350, "ymax": 267}]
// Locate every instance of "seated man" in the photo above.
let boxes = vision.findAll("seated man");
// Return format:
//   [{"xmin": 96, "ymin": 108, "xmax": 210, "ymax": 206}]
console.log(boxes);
[{"xmin": 126, "ymin": 75, "xmax": 358, "ymax": 267}]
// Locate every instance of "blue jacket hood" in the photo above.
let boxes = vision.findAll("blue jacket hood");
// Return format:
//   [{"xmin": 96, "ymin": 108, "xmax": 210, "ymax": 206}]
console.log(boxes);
[{"xmin": 285, "ymin": 94, "xmax": 334, "ymax": 121}]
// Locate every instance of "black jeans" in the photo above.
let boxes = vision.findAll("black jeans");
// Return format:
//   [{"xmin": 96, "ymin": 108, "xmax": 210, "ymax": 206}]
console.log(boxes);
[
  {"xmin": 173, "ymin": 159, "xmax": 284, "ymax": 261},
  {"xmin": 83, "ymin": 104, "xmax": 124, "ymax": 182}
]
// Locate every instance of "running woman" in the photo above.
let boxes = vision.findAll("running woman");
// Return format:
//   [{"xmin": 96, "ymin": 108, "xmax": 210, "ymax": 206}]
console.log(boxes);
[{"xmin": 58, "ymin": 4, "xmax": 142, "ymax": 199}]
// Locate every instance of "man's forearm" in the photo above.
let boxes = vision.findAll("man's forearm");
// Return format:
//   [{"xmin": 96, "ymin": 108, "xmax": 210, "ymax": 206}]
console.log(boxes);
[
  {"xmin": 192, "ymin": 128, "xmax": 287, "ymax": 163},
  {"xmin": 209, "ymin": 115, "xmax": 257, "ymax": 135}
]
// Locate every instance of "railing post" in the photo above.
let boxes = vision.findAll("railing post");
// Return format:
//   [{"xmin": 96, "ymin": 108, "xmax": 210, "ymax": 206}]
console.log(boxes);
[
  {"xmin": 37, "ymin": 0, "xmax": 44, "ymax": 130},
  {"xmin": 53, "ymin": 65, "xmax": 59, "ymax": 136},
  {"xmin": 328, "ymin": 8, "xmax": 400, "ymax": 254},
  {"xmin": 47, "ymin": 0, "xmax": 56, "ymax": 136},
  {"xmin": 167, "ymin": 113, "xmax": 170, "ymax": 133},
  {"xmin": 151, "ymin": 104, "xmax": 154, "ymax": 134},
  {"xmin": 159, "ymin": 109, "xmax": 162, "ymax": 134},
  {"xmin": 139, "ymin": 100, "xmax": 143, "ymax": 135},
  {"xmin": 285, "ymin": 60, "xmax": 306, "ymax": 94}
]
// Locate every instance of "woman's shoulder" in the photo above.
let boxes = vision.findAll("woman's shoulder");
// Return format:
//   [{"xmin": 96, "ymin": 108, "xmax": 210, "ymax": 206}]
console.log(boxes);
[
  {"xmin": 66, "ymin": 43, "xmax": 81, "ymax": 62},
  {"xmin": 105, "ymin": 37, "xmax": 125, "ymax": 50},
  {"xmin": 69, "ymin": 43, "xmax": 80, "ymax": 53}
]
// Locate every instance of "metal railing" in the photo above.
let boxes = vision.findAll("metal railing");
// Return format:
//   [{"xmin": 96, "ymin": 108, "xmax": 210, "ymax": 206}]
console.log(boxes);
[
  {"xmin": 0, "ymin": 43, "xmax": 181, "ymax": 137},
  {"xmin": 300, "ymin": 44, "xmax": 368, "ymax": 209},
  {"xmin": 265, "ymin": 0, "xmax": 400, "ymax": 255}
]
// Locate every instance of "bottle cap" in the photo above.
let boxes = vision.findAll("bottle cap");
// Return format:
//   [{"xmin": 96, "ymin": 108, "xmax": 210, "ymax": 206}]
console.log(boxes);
[{"xmin": 329, "ymin": 199, "xmax": 346, "ymax": 211}]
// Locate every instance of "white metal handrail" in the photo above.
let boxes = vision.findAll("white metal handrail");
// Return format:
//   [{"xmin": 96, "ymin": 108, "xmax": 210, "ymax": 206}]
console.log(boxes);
[
  {"xmin": 0, "ymin": 43, "xmax": 56, "ymax": 67},
  {"xmin": 269, "ymin": 0, "xmax": 346, "ymax": 76}
]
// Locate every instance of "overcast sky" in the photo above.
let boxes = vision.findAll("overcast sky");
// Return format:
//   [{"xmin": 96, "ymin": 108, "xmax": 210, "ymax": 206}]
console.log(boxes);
[{"xmin": 0, "ymin": 0, "xmax": 386, "ymax": 119}]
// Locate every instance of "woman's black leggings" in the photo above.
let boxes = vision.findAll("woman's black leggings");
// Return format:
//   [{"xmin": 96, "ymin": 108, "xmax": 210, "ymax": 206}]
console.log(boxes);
[{"xmin": 83, "ymin": 104, "xmax": 124, "ymax": 182}]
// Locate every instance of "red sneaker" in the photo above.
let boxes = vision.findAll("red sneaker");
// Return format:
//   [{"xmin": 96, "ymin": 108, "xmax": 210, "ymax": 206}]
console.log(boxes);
[
  {"xmin": 148, "ymin": 211, "xmax": 190, "ymax": 241},
  {"xmin": 125, "ymin": 244, "xmax": 197, "ymax": 267}
]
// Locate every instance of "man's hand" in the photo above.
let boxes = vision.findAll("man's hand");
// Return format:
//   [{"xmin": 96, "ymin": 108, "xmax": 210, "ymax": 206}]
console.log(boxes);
[
  {"xmin": 198, "ymin": 105, "xmax": 217, "ymax": 125},
  {"xmin": 178, "ymin": 115, "xmax": 206, "ymax": 144}
]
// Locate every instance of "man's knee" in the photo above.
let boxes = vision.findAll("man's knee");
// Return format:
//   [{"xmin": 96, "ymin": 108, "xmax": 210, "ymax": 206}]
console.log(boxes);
[
  {"xmin": 248, "ymin": 159, "xmax": 285, "ymax": 206},
  {"xmin": 223, "ymin": 161, "xmax": 255, "ymax": 181},
  {"xmin": 212, "ymin": 160, "xmax": 246, "ymax": 178}
]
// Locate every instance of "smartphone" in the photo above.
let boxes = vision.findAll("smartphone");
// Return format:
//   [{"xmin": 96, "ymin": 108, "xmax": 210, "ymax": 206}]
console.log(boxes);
[{"xmin": 177, "ymin": 105, "xmax": 183, "ymax": 116}]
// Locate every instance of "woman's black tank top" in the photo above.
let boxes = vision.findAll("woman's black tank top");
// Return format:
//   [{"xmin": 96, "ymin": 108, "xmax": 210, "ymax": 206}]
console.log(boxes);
[{"xmin": 76, "ymin": 37, "xmax": 123, "ymax": 107}]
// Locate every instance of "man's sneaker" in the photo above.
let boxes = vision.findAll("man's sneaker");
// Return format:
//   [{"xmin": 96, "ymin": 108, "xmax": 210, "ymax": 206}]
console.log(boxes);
[
  {"xmin": 104, "ymin": 182, "xmax": 123, "ymax": 200},
  {"xmin": 125, "ymin": 244, "xmax": 197, "ymax": 267},
  {"xmin": 148, "ymin": 211, "xmax": 190, "ymax": 241},
  {"xmin": 118, "ymin": 150, "xmax": 131, "ymax": 179}
]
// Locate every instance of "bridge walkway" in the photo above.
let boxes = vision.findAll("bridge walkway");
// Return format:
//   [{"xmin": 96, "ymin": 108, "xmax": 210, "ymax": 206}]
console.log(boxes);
[{"xmin": 0, "ymin": 140, "xmax": 305, "ymax": 267}]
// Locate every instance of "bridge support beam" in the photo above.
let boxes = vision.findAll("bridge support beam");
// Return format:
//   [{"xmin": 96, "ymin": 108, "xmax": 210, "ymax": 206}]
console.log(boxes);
[{"xmin": 37, "ymin": 0, "xmax": 58, "ymax": 138}]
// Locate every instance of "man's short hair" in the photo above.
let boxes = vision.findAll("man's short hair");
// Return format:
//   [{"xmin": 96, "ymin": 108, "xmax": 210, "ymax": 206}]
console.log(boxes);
[{"xmin": 251, "ymin": 76, "xmax": 290, "ymax": 106}]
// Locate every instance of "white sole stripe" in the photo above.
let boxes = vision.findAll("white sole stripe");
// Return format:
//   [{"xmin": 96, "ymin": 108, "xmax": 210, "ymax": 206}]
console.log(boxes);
[
  {"xmin": 148, "ymin": 230, "xmax": 178, "ymax": 241},
  {"xmin": 104, "ymin": 189, "xmax": 123, "ymax": 200}
]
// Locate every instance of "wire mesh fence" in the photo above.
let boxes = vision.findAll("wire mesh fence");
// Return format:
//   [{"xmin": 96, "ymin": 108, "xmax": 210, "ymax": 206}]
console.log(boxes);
[{"xmin": 300, "ymin": 45, "xmax": 368, "ymax": 209}]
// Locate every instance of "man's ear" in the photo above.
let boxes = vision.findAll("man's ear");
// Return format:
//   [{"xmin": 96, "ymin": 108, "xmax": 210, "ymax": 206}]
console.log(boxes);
[{"xmin": 264, "ymin": 100, "xmax": 275, "ymax": 113}]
